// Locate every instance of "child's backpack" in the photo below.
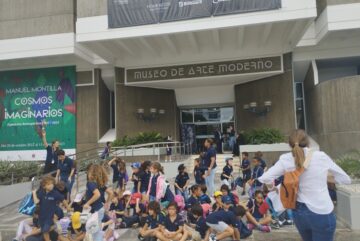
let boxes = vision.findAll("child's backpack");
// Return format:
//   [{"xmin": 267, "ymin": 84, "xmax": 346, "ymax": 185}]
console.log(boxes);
[
  {"xmin": 238, "ymin": 220, "xmax": 252, "ymax": 239},
  {"xmin": 231, "ymin": 191, "xmax": 239, "ymax": 205},
  {"xmin": 201, "ymin": 203, "xmax": 211, "ymax": 218},
  {"xmin": 174, "ymin": 194, "xmax": 185, "ymax": 211},
  {"xmin": 280, "ymin": 150, "xmax": 313, "ymax": 209},
  {"xmin": 18, "ymin": 192, "xmax": 36, "ymax": 216}
]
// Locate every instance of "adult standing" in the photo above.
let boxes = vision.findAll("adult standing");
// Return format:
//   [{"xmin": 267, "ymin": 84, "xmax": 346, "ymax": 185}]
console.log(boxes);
[
  {"xmin": 203, "ymin": 139, "xmax": 217, "ymax": 196},
  {"xmin": 41, "ymin": 129, "xmax": 59, "ymax": 175},
  {"xmin": 214, "ymin": 128, "xmax": 222, "ymax": 154},
  {"xmin": 56, "ymin": 150, "xmax": 75, "ymax": 196},
  {"xmin": 258, "ymin": 129, "xmax": 351, "ymax": 241}
]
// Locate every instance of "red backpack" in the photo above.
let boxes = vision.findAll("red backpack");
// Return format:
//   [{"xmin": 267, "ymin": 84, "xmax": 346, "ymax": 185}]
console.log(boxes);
[{"xmin": 280, "ymin": 150, "xmax": 313, "ymax": 209}]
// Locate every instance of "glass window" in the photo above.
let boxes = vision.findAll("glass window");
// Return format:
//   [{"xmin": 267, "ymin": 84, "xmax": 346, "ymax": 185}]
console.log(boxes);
[
  {"xmin": 195, "ymin": 124, "xmax": 220, "ymax": 137},
  {"xmin": 181, "ymin": 110, "xmax": 193, "ymax": 123},
  {"xmin": 220, "ymin": 107, "xmax": 234, "ymax": 122},
  {"xmin": 194, "ymin": 108, "xmax": 220, "ymax": 122}
]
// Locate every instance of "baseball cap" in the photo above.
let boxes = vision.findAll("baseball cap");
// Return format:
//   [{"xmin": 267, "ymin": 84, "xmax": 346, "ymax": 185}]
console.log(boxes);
[
  {"xmin": 131, "ymin": 162, "xmax": 141, "ymax": 169},
  {"xmin": 72, "ymin": 212, "xmax": 81, "ymax": 230},
  {"xmin": 222, "ymin": 195, "xmax": 232, "ymax": 204},
  {"xmin": 214, "ymin": 191, "xmax": 223, "ymax": 198},
  {"xmin": 123, "ymin": 190, "xmax": 132, "ymax": 196},
  {"xmin": 74, "ymin": 193, "xmax": 84, "ymax": 202}
]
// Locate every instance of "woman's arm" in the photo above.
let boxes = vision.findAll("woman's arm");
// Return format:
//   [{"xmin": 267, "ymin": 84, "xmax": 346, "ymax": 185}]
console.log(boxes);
[
  {"xmin": 41, "ymin": 130, "xmax": 49, "ymax": 148},
  {"xmin": 326, "ymin": 154, "xmax": 351, "ymax": 184},
  {"xmin": 258, "ymin": 159, "xmax": 285, "ymax": 185}
]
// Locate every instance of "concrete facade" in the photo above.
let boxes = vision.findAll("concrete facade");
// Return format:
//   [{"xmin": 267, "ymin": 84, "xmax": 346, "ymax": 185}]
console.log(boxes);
[
  {"xmin": 76, "ymin": 69, "xmax": 111, "ymax": 155},
  {"xmin": 304, "ymin": 66, "xmax": 360, "ymax": 158},
  {"xmin": 0, "ymin": 0, "xmax": 75, "ymax": 40},
  {"xmin": 234, "ymin": 54, "xmax": 296, "ymax": 136},
  {"xmin": 115, "ymin": 68, "xmax": 179, "ymax": 141},
  {"xmin": 77, "ymin": 0, "xmax": 107, "ymax": 18}
]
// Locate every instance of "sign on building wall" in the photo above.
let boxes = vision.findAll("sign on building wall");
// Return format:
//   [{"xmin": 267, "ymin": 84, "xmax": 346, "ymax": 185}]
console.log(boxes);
[
  {"xmin": 127, "ymin": 56, "xmax": 282, "ymax": 83},
  {"xmin": 212, "ymin": 0, "xmax": 281, "ymax": 16},
  {"xmin": 108, "ymin": 0, "xmax": 281, "ymax": 28},
  {"xmin": 0, "ymin": 66, "xmax": 76, "ymax": 161}
]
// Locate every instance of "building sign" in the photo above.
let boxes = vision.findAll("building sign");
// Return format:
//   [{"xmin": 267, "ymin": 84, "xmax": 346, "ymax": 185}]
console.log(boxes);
[
  {"xmin": 0, "ymin": 66, "xmax": 76, "ymax": 161},
  {"xmin": 213, "ymin": 0, "xmax": 281, "ymax": 16},
  {"xmin": 108, "ymin": 0, "xmax": 281, "ymax": 28},
  {"xmin": 127, "ymin": 56, "xmax": 282, "ymax": 82},
  {"xmin": 160, "ymin": 0, "xmax": 212, "ymax": 23}
]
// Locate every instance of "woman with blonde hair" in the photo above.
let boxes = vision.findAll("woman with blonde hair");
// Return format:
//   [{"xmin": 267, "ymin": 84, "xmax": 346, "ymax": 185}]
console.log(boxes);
[{"xmin": 258, "ymin": 129, "xmax": 351, "ymax": 241}]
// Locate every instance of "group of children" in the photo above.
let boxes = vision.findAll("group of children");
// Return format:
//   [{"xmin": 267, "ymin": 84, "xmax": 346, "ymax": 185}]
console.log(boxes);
[{"xmin": 15, "ymin": 148, "xmax": 297, "ymax": 241}]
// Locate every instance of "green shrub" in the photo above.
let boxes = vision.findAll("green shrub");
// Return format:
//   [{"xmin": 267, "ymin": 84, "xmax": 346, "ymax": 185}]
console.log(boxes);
[
  {"xmin": 335, "ymin": 150, "xmax": 360, "ymax": 179},
  {"xmin": 0, "ymin": 161, "xmax": 43, "ymax": 184},
  {"xmin": 113, "ymin": 131, "xmax": 164, "ymax": 147},
  {"xmin": 243, "ymin": 128, "xmax": 285, "ymax": 145}
]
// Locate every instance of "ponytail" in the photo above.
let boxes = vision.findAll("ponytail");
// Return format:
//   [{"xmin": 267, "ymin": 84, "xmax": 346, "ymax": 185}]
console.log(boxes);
[
  {"xmin": 289, "ymin": 129, "xmax": 309, "ymax": 169},
  {"xmin": 152, "ymin": 162, "xmax": 164, "ymax": 174}
]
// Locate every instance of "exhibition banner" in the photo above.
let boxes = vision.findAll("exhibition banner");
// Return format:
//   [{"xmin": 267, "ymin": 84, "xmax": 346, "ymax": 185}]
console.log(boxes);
[
  {"xmin": 0, "ymin": 66, "xmax": 76, "ymax": 161},
  {"xmin": 160, "ymin": 0, "xmax": 212, "ymax": 23},
  {"xmin": 212, "ymin": 0, "xmax": 281, "ymax": 16},
  {"xmin": 108, "ymin": 0, "xmax": 162, "ymax": 28},
  {"xmin": 108, "ymin": 0, "xmax": 282, "ymax": 28}
]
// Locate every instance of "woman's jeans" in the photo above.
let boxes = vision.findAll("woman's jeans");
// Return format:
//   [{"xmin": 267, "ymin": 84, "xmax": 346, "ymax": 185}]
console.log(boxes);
[
  {"xmin": 176, "ymin": 189, "xmax": 189, "ymax": 202},
  {"xmin": 293, "ymin": 202, "xmax": 336, "ymax": 241},
  {"xmin": 205, "ymin": 168, "xmax": 216, "ymax": 196},
  {"xmin": 93, "ymin": 208, "xmax": 105, "ymax": 241}
]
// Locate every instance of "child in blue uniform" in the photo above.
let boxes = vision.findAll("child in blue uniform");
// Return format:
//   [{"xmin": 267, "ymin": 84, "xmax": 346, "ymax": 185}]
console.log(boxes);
[
  {"xmin": 240, "ymin": 152, "xmax": 251, "ymax": 196},
  {"xmin": 55, "ymin": 150, "xmax": 75, "ymax": 195},
  {"xmin": 246, "ymin": 190, "xmax": 272, "ymax": 232},
  {"xmin": 184, "ymin": 204, "xmax": 210, "ymax": 241},
  {"xmin": 138, "ymin": 160, "xmax": 152, "ymax": 194},
  {"xmin": 199, "ymin": 185, "xmax": 211, "ymax": 204},
  {"xmin": 248, "ymin": 157, "xmax": 264, "ymax": 197},
  {"xmin": 156, "ymin": 202, "xmax": 187, "ymax": 241},
  {"xmin": 193, "ymin": 158, "xmax": 206, "ymax": 185},
  {"xmin": 108, "ymin": 157, "xmax": 122, "ymax": 190},
  {"xmin": 139, "ymin": 201, "xmax": 165, "ymax": 240},
  {"xmin": 221, "ymin": 157, "xmax": 233, "ymax": 188},
  {"xmin": 32, "ymin": 176, "xmax": 70, "ymax": 241},
  {"xmin": 174, "ymin": 164, "xmax": 190, "ymax": 201}
]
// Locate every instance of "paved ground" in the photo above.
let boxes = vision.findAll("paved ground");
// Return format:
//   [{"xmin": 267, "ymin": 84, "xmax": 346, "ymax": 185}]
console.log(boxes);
[{"xmin": 1, "ymin": 173, "xmax": 359, "ymax": 241}]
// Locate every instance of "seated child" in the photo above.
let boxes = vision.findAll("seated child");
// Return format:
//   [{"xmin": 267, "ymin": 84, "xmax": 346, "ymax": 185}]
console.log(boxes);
[
  {"xmin": 212, "ymin": 191, "xmax": 223, "ymax": 212},
  {"xmin": 220, "ymin": 185, "xmax": 238, "ymax": 206},
  {"xmin": 184, "ymin": 204, "xmax": 210, "ymax": 241},
  {"xmin": 246, "ymin": 190, "xmax": 271, "ymax": 232},
  {"xmin": 174, "ymin": 164, "xmax": 190, "ymax": 201},
  {"xmin": 155, "ymin": 202, "xmax": 187, "ymax": 241},
  {"xmin": 199, "ymin": 185, "xmax": 211, "ymax": 204},
  {"xmin": 58, "ymin": 212, "xmax": 86, "ymax": 241},
  {"xmin": 186, "ymin": 185, "xmax": 202, "ymax": 225},
  {"xmin": 55, "ymin": 181, "xmax": 69, "ymax": 202},
  {"xmin": 13, "ymin": 206, "xmax": 41, "ymax": 241},
  {"xmin": 220, "ymin": 158, "xmax": 233, "ymax": 188},
  {"xmin": 139, "ymin": 201, "xmax": 165, "ymax": 240},
  {"xmin": 205, "ymin": 208, "xmax": 242, "ymax": 241},
  {"xmin": 109, "ymin": 192, "xmax": 125, "ymax": 220},
  {"xmin": 70, "ymin": 193, "xmax": 84, "ymax": 213}
]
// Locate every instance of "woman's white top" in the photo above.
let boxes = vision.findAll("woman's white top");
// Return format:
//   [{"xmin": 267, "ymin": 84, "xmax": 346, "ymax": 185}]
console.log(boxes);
[{"xmin": 258, "ymin": 148, "xmax": 351, "ymax": 214}]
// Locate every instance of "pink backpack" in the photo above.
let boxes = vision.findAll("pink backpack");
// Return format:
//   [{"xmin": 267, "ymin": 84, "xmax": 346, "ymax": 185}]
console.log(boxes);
[{"xmin": 174, "ymin": 195, "xmax": 185, "ymax": 211}]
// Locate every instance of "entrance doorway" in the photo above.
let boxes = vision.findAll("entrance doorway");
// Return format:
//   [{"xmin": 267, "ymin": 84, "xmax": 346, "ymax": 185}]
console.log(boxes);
[{"xmin": 180, "ymin": 106, "xmax": 235, "ymax": 153}]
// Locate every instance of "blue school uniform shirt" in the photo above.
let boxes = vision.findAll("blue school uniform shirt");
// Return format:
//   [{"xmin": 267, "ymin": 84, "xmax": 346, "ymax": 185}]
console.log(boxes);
[
  {"xmin": 118, "ymin": 171, "xmax": 127, "ymax": 188},
  {"xmin": 221, "ymin": 165, "xmax": 233, "ymax": 180},
  {"xmin": 58, "ymin": 157, "xmax": 74, "ymax": 180},
  {"xmin": 175, "ymin": 172, "xmax": 190, "ymax": 190},
  {"xmin": 86, "ymin": 182, "xmax": 103, "ymax": 213},
  {"xmin": 149, "ymin": 174, "xmax": 159, "ymax": 197},
  {"xmin": 139, "ymin": 171, "xmax": 151, "ymax": 193},
  {"xmin": 194, "ymin": 166, "xmax": 205, "ymax": 185},
  {"xmin": 36, "ymin": 188, "xmax": 64, "ymax": 226},
  {"xmin": 247, "ymin": 199, "xmax": 263, "ymax": 220},
  {"xmin": 199, "ymin": 194, "xmax": 211, "ymax": 204},
  {"xmin": 206, "ymin": 210, "xmax": 239, "ymax": 228},
  {"xmin": 186, "ymin": 195, "xmax": 200, "ymax": 209},
  {"xmin": 146, "ymin": 213, "xmax": 165, "ymax": 229},
  {"xmin": 195, "ymin": 217, "xmax": 209, "ymax": 238},
  {"xmin": 45, "ymin": 146, "xmax": 58, "ymax": 168},
  {"xmin": 162, "ymin": 214, "xmax": 184, "ymax": 232},
  {"xmin": 241, "ymin": 159, "xmax": 251, "ymax": 175},
  {"xmin": 259, "ymin": 158, "xmax": 267, "ymax": 169},
  {"xmin": 204, "ymin": 147, "xmax": 217, "ymax": 169},
  {"xmin": 252, "ymin": 166, "xmax": 264, "ymax": 187},
  {"xmin": 111, "ymin": 164, "xmax": 120, "ymax": 182}
]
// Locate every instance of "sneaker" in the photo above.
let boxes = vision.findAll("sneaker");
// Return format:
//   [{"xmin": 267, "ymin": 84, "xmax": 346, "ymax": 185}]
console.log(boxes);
[
  {"xmin": 138, "ymin": 234, "xmax": 144, "ymax": 241},
  {"xmin": 209, "ymin": 234, "xmax": 217, "ymax": 241},
  {"xmin": 284, "ymin": 220, "xmax": 294, "ymax": 225},
  {"xmin": 258, "ymin": 225, "xmax": 271, "ymax": 233},
  {"xmin": 270, "ymin": 220, "xmax": 280, "ymax": 229}
]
